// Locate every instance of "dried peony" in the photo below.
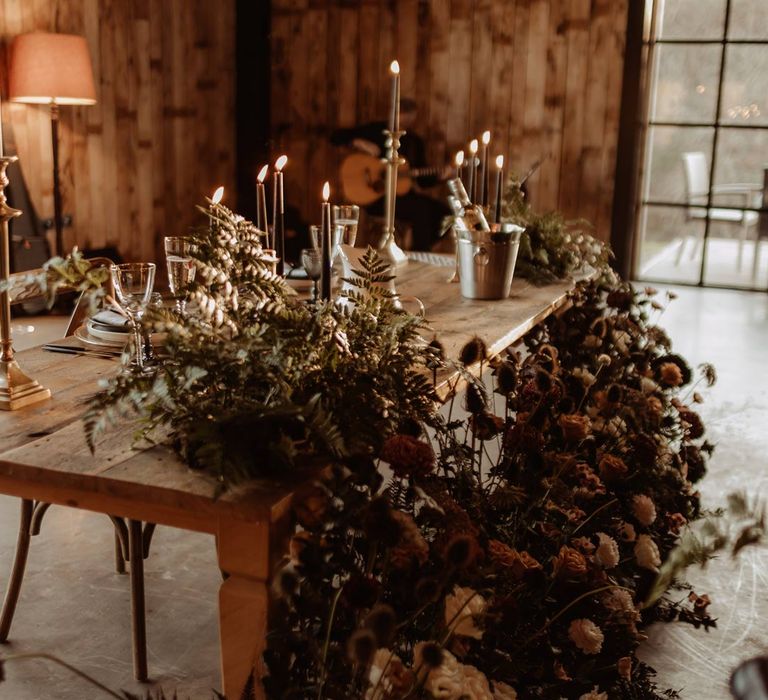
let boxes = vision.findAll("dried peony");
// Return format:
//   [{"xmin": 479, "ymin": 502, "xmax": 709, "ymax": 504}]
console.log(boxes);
[
  {"xmin": 380, "ymin": 434, "xmax": 435, "ymax": 479},
  {"xmin": 553, "ymin": 545, "xmax": 588, "ymax": 578},
  {"xmin": 492, "ymin": 681, "xmax": 518, "ymax": 700},
  {"xmin": 445, "ymin": 585, "xmax": 487, "ymax": 639},
  {"xmin": 579, "ymin": 687, "xmax": 608, "ymax": 700},
  {"xmin": 594, "ymin": 532, "xmax": 620, "ymax": 569},
  {"xmin": 599, "ymin": 453, "xmax": 628, "ymax": 481},
  {"xmin": 568, "ymin": 618, "xmax": 604, "ymax": 655},
  {"xmin": 558, "ymin": 413, "xmax": 591, "ymax": 442},
  {"xmin": 659, "ymin": 361, "xmax": 683, "ymax": 387},
  {"xmin": 632, "ymin": 494, "xmax": 657, "ymax": 526},
  {"xmin": 634, "ymin": 534, "xmax": 661, "ymax": 572}
]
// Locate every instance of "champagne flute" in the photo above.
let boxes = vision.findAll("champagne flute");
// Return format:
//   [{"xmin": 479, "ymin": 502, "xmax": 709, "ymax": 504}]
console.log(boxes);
[
  {"xmin": 110, "ymin": 263, "xmax": 156, "ymax": 371},
  {"xmin": 164, "ymin": 236, "xmax": 196, "ymax": 314},
  {"xmin": 332, "ymin": 204, "xmax": 359, "ymax": 246},
  {"xmin": 301, "ymin": 248, "xmax": 322, "ymax": 301}
]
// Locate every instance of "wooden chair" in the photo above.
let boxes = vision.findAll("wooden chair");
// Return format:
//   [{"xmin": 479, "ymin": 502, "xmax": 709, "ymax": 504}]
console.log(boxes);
[
  {"xmin": 678, "ymin": 152, "xmax": 761, "ymax": 268},
  {"xmin": 0, "ymin": 259, "xmax": 155, "ymax": 682}
]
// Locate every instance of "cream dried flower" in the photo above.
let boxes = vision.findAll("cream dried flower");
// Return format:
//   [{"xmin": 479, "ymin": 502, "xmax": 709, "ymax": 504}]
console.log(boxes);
[
  {"xmin": 632, "ymin": 494, "xmax": 657, "ymax": 526},
  {"xmin": 461, "ymin": 664, "xmax": 494, "ymax": 700},
  {"xmin": 445, "ymin": 585, "xmax": 487, "ymax": 640},
  {"xmin": 594, "ymin": 532, "xmax": 620, "ymax": 569},
  {"xmin": 579, "ymin": 687, "xmax": 608, "ymax": 700},
  {"xmin": 602, "ymin": 588, "xmax": 640, "ymax": 627},
  {"xmin": 493, "ymin": 681, "xmax": 518, "ymax": 699},
  {"xmin": 367, "ymin": 648, "xmax": 401, "ymax": 698},
  {"xmin": 573, "ymin": 367, "xmax": 596, "ymax": 387},
  {"xmin": 420, "ymin": 647, "xmax": 464, "ymax": 699},
  {"xmin": 634, "ymin": 534, "xmax": 661, "ymax": 572},
  {"xmin": 617, "ymin": 521, "xmax": 637, "ymax": 542},
  {"xmin": 568, "ymin": 618, "xmax": 604, "ymax": 655}
]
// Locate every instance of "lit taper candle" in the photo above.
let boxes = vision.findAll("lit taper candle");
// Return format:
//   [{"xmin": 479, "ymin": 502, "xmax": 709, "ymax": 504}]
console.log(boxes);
[
  {"xmin": 272, "ymin": 155, "xmax": 287, "ymax": 276},
  {"xmin": 320, "ymin": 181, "xmax": 332, "ymax": 301},
  {"xmin": 480, "ymin": 130, "xmax": 491, "ymax": 207},
  {"xmin": 494, "ymin": 155, "xmax": 504, "ymax": 224},
  {"xmin": 455, "ymin": 150, "xmax": 465, "ymax": 189},
  {"xmin": 468, "ymin": 139, "xmax": 478, "ymax": 203},
  {"xmin": 389, "ymin": 60, "xmax": 401, "ymax": 133},
  {"xmin": 256, "ymin": 164, "xmax": 269, "ymax": 237}
]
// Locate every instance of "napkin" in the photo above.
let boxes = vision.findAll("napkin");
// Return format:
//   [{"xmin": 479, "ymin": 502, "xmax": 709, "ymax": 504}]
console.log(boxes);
[{"xmin": 91, "ymin": 310, "xmax": 130, "ymax": 329}]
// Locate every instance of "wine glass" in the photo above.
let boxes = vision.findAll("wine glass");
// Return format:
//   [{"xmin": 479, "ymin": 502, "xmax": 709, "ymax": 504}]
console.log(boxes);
[
  {"xmin": 164, "ymin": 236, "xmax": 196, "ymax": 313},
  {"xmin": 110, "ymin": 263, "xmax": 156, "ymax": 370},
  {"xmin": 332, "ymin": 204, "xmax": 360, "ymax": 246},
  {"xmin": 301, "ymin": 248, "xmax": 322, "ymax": 301}
]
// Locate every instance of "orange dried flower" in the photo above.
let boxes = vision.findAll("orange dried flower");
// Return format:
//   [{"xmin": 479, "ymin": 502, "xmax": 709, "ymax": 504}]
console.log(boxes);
[
  {"xmin": 599, "ymin": 453, "xmax": 629, "ymax": 481},
  {"xmin": 558, "ymin": 413, "xmax": 591, "ymax": 442},
  {"xmin": 660, "ymin": 362, "xmax": 683, "ymax": 387},
  {"xmin": 552, "ymin": 545, "xmax": 588, "ymax": 578}
]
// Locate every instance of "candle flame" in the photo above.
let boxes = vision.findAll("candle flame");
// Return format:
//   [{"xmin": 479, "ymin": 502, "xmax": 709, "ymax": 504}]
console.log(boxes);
[
  {"xmin": 496, "ymin": 154, "xmax": 504, "ymax": 169},
  {"xmin": 482, "ymin": 130, "xmax": 491, "ymax": 145},
  {"xmin": 469, "ymin": 139, "xmax": 478, "ymax": 154},
  {"xmin": 390, "ymin": 60, "xmax": 400, "ymax": 75},
  {"xmin": 455, "ymin": 151, "xmax": 465, "ymax": 167},
  {"xmin": 257, "ymin": 164, "xmax": 268, "ymax": 182},
  {"xmin": 322, "ymin": 181, "xmax": 330, "ymax": 201},
  {"xmin": 275, "ymin": 154, "xmax": 288, "ymax": 171},
  {"xmin": 212, "ymin": 186, "xmax": 224, "ymax": 204}
]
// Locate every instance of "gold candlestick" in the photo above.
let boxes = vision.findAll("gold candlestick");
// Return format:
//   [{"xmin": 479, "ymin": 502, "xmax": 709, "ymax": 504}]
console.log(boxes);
[
  {"xmin": 0, "ymin": 155, "xmax": 51, "ymax": 410},
  {"xmin": 379, "ymin": 128, "xmax": 408, "ymax": 269}
]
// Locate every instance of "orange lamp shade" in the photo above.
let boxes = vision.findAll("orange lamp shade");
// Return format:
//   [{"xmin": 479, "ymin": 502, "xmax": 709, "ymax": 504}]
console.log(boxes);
[{"xmin": 9, "ymin": 32, "xmax": 96, "ymax": 106}]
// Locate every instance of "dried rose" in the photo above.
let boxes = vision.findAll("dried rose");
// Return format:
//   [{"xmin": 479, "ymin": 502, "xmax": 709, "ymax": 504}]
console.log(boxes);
[
  {"xmin": 558, "ymin": 413, "xmax": 591, "ymax": 442},
  {"xmin": 380, "ymin": 434, "xmax": 435, "ymax": 479},
  {"xmin": 553, "ymin": 545, "xmax": 588, "ymax": 578},
  {"xmin": 488, "ymin": 540, "xmax": 542, "ymax": 579},
  {"xmin": 568, "ymin": 618, "xmax": 604, "ymax": 654},
  {"xmin": 599, "ymin": 453, "xmax": 629, "ymax": 481}
]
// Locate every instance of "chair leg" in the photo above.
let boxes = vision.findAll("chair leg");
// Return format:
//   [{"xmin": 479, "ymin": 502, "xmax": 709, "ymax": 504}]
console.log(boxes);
[
  {"xmin": 128, "ymin": 519, "xmax": 148, "ymax": 682},
  {"xmin": 675, "ymin": 237, "xmax": 687, "ymax": 265},
  {"xmin": 0, "ymin": 500, "xmax": 34, "ymax": 642},
  {"xmin": 753, "ymin": 239, "xmax": 763, "ymax": 281}
]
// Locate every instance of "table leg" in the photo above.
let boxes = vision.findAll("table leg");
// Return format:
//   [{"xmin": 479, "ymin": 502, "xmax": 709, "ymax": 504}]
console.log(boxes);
[
  {"xmin": 128, "ymin": 519, "xmax": 148, "ymax": 682},
  {"xmin": 0, "ymin": 499, "xmax": 33, "ymax": 641}
]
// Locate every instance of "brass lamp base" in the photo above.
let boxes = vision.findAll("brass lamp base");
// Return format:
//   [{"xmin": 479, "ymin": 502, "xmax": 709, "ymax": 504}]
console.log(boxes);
[{"xmin": 0, "ymin": 359, "xmax": 51, "ymax": 411}]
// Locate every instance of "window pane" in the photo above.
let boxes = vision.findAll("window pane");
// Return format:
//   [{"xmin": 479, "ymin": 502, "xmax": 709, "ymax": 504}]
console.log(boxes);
[
  {"xmin": 703, "ymin": 213, "xmax": 768, "ymax": 289},
  {"xmin": 643, "ymin": 126, "xmax": 715, "ymax": 204},
  {"xmin": 636, "ymin": 205, "xmax": 705, "ymax": 284},
  {"xmin": 728, "ymin": 0, "xmax": 768, "ymax": 40},
  {"xmin": 720, "ymin": 45, "xmax": 768, "ymax": 126},
  {"xmin": 713, "ymin": 127, "xmax": 768, "ymax": 196},
  {"xmin": 657, "ymin": 0, "xmax": 726, "ymax": 40},
  {"xmin": 651, "ymin": 45, "xmax": 721, "ymax": 123}
]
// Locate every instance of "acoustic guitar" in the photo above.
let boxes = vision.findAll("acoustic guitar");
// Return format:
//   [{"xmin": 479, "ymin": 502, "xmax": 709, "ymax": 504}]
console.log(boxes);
[{"xmin": 340, "ymin": 153, "xmax": 447, "ymax": 206}]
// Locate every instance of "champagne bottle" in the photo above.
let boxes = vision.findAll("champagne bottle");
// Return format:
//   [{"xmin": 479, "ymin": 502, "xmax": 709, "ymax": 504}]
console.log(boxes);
[{"xmin": 447, "ymin": 178, "xmax": 490, "ymax": 232}]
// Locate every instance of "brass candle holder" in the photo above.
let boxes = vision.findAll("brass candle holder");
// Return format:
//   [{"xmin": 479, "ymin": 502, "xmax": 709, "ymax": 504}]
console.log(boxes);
[
  {"xmin": 0, "ymin": 155, "xmax": 51, "ymax": 410},
  {"xmin": 378, "ymin": 128, "xmax": 408, "ymax": 270}
]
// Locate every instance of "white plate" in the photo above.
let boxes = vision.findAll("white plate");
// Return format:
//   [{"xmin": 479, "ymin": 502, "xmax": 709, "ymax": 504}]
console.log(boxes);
[
  {"xmin": 87, "ymin": 319, "xmax": 130, "ymax": 344},
  {"xmin": 74, "ymin": 325, "xmax": 127, "ymax": 349}
]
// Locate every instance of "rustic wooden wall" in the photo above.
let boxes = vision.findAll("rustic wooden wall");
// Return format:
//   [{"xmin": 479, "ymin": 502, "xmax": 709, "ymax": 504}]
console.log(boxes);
[
  {"xmin": 0, "ymin": 0, "xmax": 236, "ymax": 265},
  {"xmin": 270, "ymin": 0, "xmax": 629, "ymax": 241}
]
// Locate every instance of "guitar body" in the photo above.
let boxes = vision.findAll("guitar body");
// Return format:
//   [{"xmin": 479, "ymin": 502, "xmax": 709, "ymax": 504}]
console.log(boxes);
[{"xmin": 340, "ymin": 153, "xmax": 413, "ymax": 206}]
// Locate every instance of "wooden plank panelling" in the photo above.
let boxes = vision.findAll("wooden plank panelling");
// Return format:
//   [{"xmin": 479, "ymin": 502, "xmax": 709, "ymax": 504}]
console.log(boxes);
[
  {"xmin": 269, "ymin": 0, "xmax": 630, "ymax": 242},
  {"xmin": 0, "ymin": 0, "xmax": 236, "ymax": 266}
]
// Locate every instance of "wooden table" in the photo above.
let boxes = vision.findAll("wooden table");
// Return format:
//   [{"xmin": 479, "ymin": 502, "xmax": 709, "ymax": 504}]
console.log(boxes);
[{"xmin": 0, "ymin": 261, "xmax": 578, "ymax": 698}]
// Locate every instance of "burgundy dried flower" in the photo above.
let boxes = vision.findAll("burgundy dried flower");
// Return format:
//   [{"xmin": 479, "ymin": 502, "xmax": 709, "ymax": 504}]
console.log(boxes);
[
  {"xmin": 678, "ymin": 408, "xmax": 705, "ymax": 439},
  {"xmin": 343, "ymin": 574, "xmax": 381, "ymax": 610},
  {"xmin": 444, "ymin": 533, "xmax": 480, "ymax": 568},
  {"xmin": 495, "ymin": 361, "xmax": 519, "ymax": 395},
  {"xmin": 470, "ymin": 412, "xmax": 505, "ymax": 440},
  {"xmin": 365, "ymin": 604, "xmax": 397, "ymax": 646},
  {"xmin": 459, "ymin": 335, "xmax": 488, "ymax": 366},
  {"xmin": 347, "ymin": 628, "xmax": 377, "ymax": 665},
  {"xmin": 465, "ymin": 383, "xmax": 487, "ymax": 414},
  {"xmin": 380, "ymin": 434, "xmax": 435, "ymax": 479},
  {"xmin": 419, "ymin": 641, "xmax": 444, "ymax": 669}
]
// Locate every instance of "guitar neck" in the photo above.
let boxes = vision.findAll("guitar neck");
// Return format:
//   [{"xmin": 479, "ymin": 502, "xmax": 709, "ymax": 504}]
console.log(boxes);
[{"xmin": 410, "ymin": 166, "xmax": 444, "ymax": 178}]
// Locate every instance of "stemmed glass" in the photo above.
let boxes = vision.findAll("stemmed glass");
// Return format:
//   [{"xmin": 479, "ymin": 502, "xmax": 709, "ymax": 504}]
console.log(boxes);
[
  {"xmin": 164, "ymin": 236, "xmax": 196, "ymax": 314},
  {"xmin": 110, "ymin": 263, "xmax": 156, "ymax": 371},
  {"xmin": 301, "ymin": 248, "xmax": 322, "ymax": 301}
]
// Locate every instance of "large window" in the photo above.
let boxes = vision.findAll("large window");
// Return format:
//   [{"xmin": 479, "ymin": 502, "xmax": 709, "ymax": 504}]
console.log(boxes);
[{"xmin": 635, "ymin": 0, "xmax": 768, "ymax": 290}]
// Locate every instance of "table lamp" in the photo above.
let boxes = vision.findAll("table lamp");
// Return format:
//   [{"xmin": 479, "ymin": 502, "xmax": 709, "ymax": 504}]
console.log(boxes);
[{"xmin": 8, "ymin": 32, "xmax": 96, "ymax": 256}]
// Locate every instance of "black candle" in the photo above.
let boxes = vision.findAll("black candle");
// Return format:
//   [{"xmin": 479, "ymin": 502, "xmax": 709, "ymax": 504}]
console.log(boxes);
[
  {"xmin": 494, "ymin": 155, "xmax": 504, "ymax": 224},
  {"xmin": 320, "ymin": 182, "xmax": 332, "ymax": 301},
  {"xmin": 272, "ymin": 155, "xmax": 287, "ymax": 276}
]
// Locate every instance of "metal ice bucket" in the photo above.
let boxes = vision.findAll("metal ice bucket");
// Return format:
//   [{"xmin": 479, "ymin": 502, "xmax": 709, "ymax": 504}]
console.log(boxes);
[{"xmin": 456, "ymin": 223, "xmax": 524, "ymax": 300}]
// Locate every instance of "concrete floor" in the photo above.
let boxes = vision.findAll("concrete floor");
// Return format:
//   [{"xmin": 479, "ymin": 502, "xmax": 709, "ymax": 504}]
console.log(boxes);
[{"xmin": 2, "ymin": 288, "xmax": 768, "ymax": 699}]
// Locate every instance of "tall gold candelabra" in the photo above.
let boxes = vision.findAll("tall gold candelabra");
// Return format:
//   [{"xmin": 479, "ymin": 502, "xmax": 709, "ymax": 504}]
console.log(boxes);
[
  {"xmin": 0, "ymin": 155, "xmax": 51, "ymax": 410},
  {"xmin": 378, "ymin": 129, "xmax": 408, "ymax": 269}
]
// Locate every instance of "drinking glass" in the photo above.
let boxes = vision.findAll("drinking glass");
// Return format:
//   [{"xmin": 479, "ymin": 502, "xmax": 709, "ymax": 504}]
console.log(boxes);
[
  {"xmin": 301, "ymin": 248, "xmax": 322, "ymax": 301},
  {"xmin": 110, "ymin": 263, "xmax": 156, "ymax": 371},
  {"xmin": 309, "ymin": 225, "xmax": 321, "ymax": 250},
  {"xmin": 332, "ymin": 204, "xmax": 360, "ymax": 246},
  {"xmin": 164, "ymin": 236, "xmax": 196, "ymax": 313}
]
